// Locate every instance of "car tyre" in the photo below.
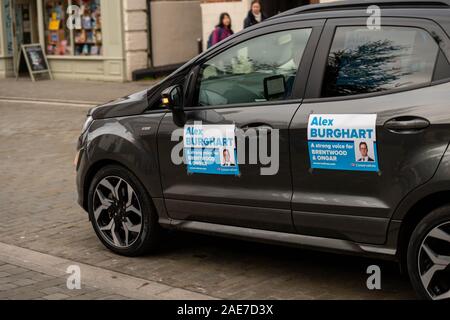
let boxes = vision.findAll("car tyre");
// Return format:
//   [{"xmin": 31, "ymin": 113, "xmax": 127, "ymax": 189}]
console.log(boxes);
[
  {"xmin": 407, "ymin": 206, "xmax": 450, "ymax": 300},
  {"xmin": 88, "ymin": 165, "xmax": 161, "ymax": 256}
]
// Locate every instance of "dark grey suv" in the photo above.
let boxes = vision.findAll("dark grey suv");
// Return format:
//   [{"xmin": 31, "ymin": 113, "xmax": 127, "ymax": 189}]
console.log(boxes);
[{"xmin": 75, "ymin": 0, "xmax": 450, "ymax": 300}]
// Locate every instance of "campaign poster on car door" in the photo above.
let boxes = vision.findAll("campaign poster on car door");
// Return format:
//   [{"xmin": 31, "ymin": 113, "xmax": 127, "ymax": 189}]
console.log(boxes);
[
  {"xmin": 184, "ymin": 124, "xmax": 240, "ymax": 176},
  {"xmin": 308, "ymin": 114, "xmax": 379, "ymax": 172}
]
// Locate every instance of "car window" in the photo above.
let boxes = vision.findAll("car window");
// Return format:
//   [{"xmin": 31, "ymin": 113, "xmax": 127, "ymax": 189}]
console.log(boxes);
[
  {"xmin": 197, "ymin": 29, "xmax": 312, "ymax": 106},
  {"xmin": 322, "ymin": 26, "xmax": 439, "ymax": 97}
]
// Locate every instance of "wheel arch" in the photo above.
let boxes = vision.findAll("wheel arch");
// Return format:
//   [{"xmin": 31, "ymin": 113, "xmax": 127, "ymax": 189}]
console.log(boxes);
[
  {"xmin": 396, "ymin": 190, "xmax": 450, "ymax": 270},
  {"xmin": 82, "ymin": 159, "xmax": 127, "ymax": 212},
  {"xmin": 81, "ymin": 121, "xmax": 164, "ymax": 210}
]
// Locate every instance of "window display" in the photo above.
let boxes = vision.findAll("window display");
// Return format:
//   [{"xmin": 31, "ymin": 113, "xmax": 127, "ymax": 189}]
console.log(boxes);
[
  {"xmin": 45, "ymin": 0, "xmax": 70, "ymax": 55},
  {"xmin": 44, "ymin": 0, "xmax": 102, "ymax": 56},
  {"xmin": 72, "ymin": 0, "xmax": 102, "ymax": 56}
]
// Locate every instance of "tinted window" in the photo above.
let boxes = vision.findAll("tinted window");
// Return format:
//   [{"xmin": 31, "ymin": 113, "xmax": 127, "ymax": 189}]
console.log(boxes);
[
  {"xmin": 197, "ymin": 29, "xmax": 312, "ymax": 106},
  {"xmin": 322, "ymin": 27, "xmax": 439, "ymax": 97}
]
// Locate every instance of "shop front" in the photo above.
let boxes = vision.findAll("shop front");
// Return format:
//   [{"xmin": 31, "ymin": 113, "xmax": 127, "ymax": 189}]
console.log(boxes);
[{"xmin": 0, "ymin": 0, "xmax": 127, "ymax": 81}]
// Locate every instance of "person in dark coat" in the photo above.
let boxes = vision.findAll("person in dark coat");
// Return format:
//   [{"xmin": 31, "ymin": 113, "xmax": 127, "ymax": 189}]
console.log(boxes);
[
  {"xmin": 244, "ymin": 0, "xmax": 267, "ymax": 29},
  {"xmin": 209, "ymin": 13, "xmax": 234, "ymax": 48}
]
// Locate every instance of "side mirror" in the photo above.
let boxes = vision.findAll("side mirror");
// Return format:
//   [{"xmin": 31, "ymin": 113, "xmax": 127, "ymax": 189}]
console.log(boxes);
[
  {"xmin": 161, "ymin": 85, "xmax": 184, "ymax": 112},
  {"xmin": 263, "ymin": 75, "xmax": 286, "ymax": 101}
]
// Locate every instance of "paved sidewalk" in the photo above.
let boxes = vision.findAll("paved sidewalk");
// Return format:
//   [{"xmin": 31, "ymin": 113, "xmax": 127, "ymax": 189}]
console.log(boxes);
[
  {"xmin": 0, "ymin": 78, "xmax": 158, "ymax": 105},
  {"xmin": 0, "ymin": 262, "xmax": 129, "ymax": 300},
  {"xmin": 0, "ymin": 242, "xmax": 214, "ymax": 300}
]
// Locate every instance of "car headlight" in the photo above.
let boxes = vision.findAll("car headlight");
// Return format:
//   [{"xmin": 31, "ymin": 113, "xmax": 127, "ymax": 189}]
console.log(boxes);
[
  {"xmin": 81, "ymin": 116, "xmax": 94, "ymax": 134},
  {"xmin": 74, "ymin": 149, "xmax": 81, "ymax": 168}
]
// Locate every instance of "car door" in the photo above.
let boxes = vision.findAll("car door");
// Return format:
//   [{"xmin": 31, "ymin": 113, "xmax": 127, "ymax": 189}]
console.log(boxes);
[
  {"xmin": 157, "ymin": 20, "xmax": 324, "ymax": 232},
  {"xmin": 290, "ymin": 17, "xmax": 450, "ymax": 244}
]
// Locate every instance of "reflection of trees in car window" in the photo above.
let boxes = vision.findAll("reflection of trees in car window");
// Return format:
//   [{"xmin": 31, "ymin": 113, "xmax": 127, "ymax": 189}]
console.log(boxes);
[
  {"xmin": 322, "ymin": 27, "xmax": 439, "ymax": 97},
  {"xmin": 326, "ymin": 40, "xmax": 410, "ymax": 95},
  {"xmin": 198, "ymin": 28, "xmax": 312, "ymax": 106}
]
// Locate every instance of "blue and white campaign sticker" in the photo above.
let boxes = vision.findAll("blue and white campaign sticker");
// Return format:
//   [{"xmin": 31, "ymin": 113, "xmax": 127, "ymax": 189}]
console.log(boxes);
[
  {"xmin": 308, "ymin": 114, "xmax": 379, "ymax": 172},
  {"xmin": 184, "ymin": 124, "xmax": 240, "ymax": 176}
]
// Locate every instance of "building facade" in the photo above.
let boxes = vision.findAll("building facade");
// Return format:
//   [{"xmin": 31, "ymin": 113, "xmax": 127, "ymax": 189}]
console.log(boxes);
[
  {"xmin": 0, "ymin": 0, "xmax": 150, "ymax": 81},
  {"xmin": 0, "ymin": 0, "xmax": 333, "ymax": 82}
]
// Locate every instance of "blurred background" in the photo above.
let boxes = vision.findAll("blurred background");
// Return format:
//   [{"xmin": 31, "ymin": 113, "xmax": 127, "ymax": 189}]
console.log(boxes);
[{"xmin": 0, "ymin": 0, "xmax": 336, "ymax": 82}]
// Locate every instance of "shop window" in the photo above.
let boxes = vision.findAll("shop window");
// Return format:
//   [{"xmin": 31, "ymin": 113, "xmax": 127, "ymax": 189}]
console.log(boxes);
[
  {"xmin": 44, "ymin": 0, "xmax": 102, "ymax": 56},
  {"xmin": 45, "ymin": 0, "xmax": 71, "ymax": 55},
  {"xmin": 72, "ymin": 0, "xmax": 102, "ymax": 56}
]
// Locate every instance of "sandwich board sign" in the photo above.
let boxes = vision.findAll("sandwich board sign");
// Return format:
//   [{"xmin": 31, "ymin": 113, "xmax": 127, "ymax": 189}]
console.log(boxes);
[{"xmin": 16, "ymin": 44, "xmax": 53, "ymax": 81}]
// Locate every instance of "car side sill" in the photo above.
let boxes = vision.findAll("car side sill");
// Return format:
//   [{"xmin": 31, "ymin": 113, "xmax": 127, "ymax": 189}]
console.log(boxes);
[{"xmin": 161, "ymin": 219, "xmax": 397, "ymax": 260}]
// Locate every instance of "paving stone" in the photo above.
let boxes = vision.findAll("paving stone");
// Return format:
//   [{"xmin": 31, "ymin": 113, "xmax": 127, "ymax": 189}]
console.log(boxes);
[
  {"xmin": 0, "ymin": 284, "xmax": 18, "ymax": 291},
  {"xmin": 0, "ymin": 265, "xmax": 16, "ymax": 272},
  {"xmin": 43, "ymin": 293, "xmax": 70, "ymax": 300},
  {"xmin": 0, "ymin": 278, "xmax": 14, "ymax": 285},
  {"xmin": 12, "ymin": 278, "xmax": 37, "ymax": 286},
  {"xmin": 8, "ymin": 291, "xmax": 46, "ymax": 300},
  {"xmin": 5, "ymin": 267, "xmax": 28, "ymax": 276},
  {"xmin": 96, "ymin": 295, "xmax": 129, "ymax": 300},
  {"xmin": 40, "ymin": 286, "xmax": 66, "ymax": 295}
]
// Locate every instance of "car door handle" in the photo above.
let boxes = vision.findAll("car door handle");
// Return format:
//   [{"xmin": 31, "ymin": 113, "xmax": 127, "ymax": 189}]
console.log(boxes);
[{"xmin": 384, "ymin": 117, "xmax": 430, "ymax": 133}]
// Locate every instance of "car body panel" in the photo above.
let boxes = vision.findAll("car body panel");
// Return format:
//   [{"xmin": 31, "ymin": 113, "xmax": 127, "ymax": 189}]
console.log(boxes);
[
  {"xmin": 287, "ymin": 16, "xmax": 450, "ymax": 245},
  {"xmin": 90, "ymin": 89, "xmax": 151, "ymax": 120},
  {"xmin": 290, "ymin": 82, "xmax": 450, "ymax": 244},
  {"xmin": 76, "ymin": 112, "xmax": 166, "ymax": 210},
  {"xmin": 157, "ymin": 104, "xmax": 298, "ymax": 233},
  {"xmin": 392, "ymin": 145, "xmax": 450, "ymax": 221}
]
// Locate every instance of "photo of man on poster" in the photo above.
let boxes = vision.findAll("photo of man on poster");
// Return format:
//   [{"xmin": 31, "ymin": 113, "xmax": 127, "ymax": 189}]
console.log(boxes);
[
  {"xmin": 221, "ymin": 148, "xmax": 236, "ymax": 167},
  {"xmin": 357, "ymin": 141, "xmax": 375, "ymax": 162}
]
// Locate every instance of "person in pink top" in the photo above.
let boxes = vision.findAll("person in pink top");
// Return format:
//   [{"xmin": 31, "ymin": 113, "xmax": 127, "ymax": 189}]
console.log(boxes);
[{"xmin": 208, "ymin": 13, "xmax": 234, "ymax": 48}]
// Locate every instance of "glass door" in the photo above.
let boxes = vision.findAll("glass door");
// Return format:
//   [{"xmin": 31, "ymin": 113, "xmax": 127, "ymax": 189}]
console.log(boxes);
[{"xmin": 12, "ymin": 0, "xmax": 38, "ymax": 76}]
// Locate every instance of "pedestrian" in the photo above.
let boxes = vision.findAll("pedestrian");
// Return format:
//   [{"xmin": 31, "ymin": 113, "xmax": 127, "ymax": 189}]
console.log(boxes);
[
  {"xmin": 207, "ymin": 13, "xmax": 234, "ymax": 48},
  {"xmin": 244, "ymin": 0, "xmax": 267, "ymax": 29}
]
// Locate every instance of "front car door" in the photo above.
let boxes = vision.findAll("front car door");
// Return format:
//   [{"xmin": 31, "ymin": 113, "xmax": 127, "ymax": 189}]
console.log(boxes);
[
  {"xmin": 290, "ymin": 17, "xmax": 450, "ymax": 245},
  {"xmin": 158, "ymin": 20, "xmax": 324, "ymax": 232}
]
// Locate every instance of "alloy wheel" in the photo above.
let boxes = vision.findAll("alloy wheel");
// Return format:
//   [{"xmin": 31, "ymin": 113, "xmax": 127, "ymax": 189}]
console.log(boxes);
[
  {"xmin": 418, "ymin": 222, "xmax": 450, "ymax": 300},
  {"xmin": 93, "ymin": 176, "xmax": 143, "ymax": 248}
]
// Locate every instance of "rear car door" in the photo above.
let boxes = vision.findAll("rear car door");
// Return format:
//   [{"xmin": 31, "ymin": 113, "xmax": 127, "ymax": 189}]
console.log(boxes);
[
  {"xmin": 157, "ymin": 20, "xmax": 324, "ymax": 232},
  {"xmin": 290, "ymin": 17, "xmax": 450, "ymax": 244}
]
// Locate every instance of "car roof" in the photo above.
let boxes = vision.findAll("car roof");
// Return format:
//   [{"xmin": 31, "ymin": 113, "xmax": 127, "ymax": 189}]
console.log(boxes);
[
  {"xmin": 263, "ymin": 0, "xmax": 450, "ymax": 40},
  {"xmin": 273, "ymin": 0, "xmax": 450, "ymax": 19}
]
